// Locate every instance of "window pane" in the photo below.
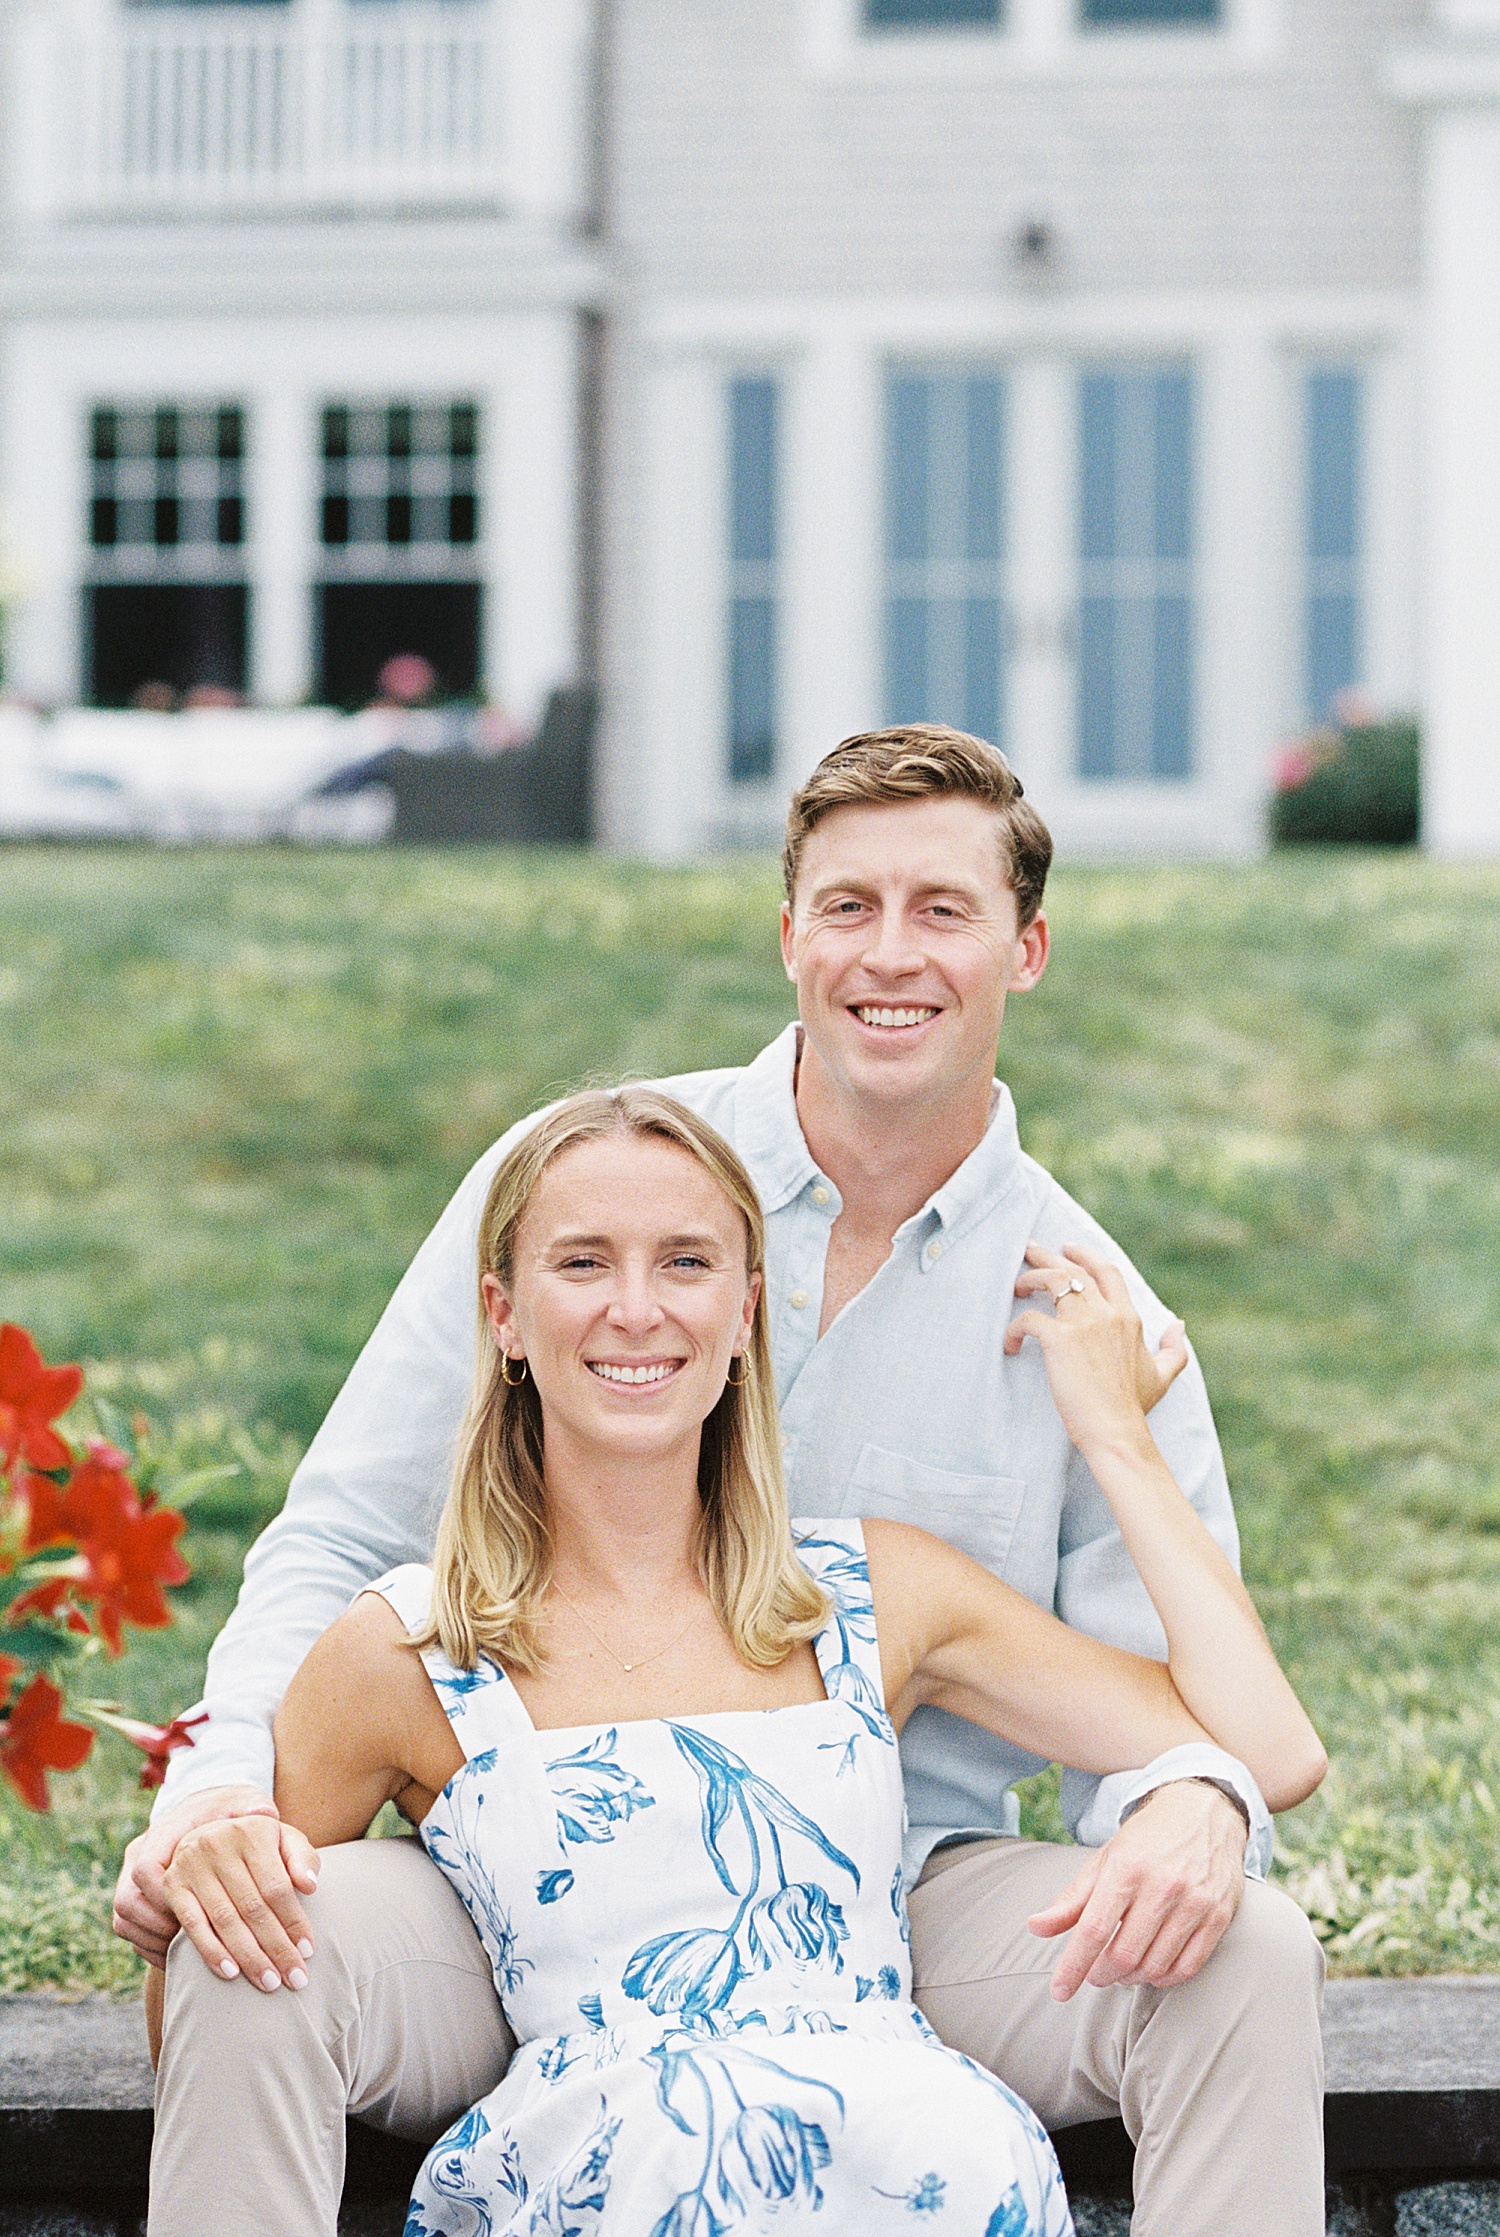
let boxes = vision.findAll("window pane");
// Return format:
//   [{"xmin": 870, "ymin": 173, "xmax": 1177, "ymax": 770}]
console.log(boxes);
[
  {"xmin": 728, "ymin": 598, "xmax": 776, "ymax": 783},
  {"xmin": 726, "ymin": 375, "xmax": 780, "ymax": 784},
  {"xmin": 730, "ymin": 378, "xmax": 778, "ymax": 567},
  {"xmin": 1081, "ymin": 0, "xmax": 1219, "ymax": 22},
  {"xmin": 1308, "ymin": 370, "xmax": 1360, "ymax": 563},
  {"xmin": 884, "ymin": 369, "xmax": 1007, "ymax": 749},
  {"xmin": 1076, "ymin": 365, "xmax": 1195, "ymax": 780},
  {"xmin": 319, "ymin": 399, "xmax": 481, "ymax": 558},
  {"xmin": 865, "ymin": 0, "xmax": 1002, "ymax": 23}
]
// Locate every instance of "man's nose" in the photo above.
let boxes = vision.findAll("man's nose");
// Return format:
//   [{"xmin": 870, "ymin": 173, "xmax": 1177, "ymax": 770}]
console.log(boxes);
[{"xmin": 862, "ymin": 908, "xmax": 924, "ymax": 977}]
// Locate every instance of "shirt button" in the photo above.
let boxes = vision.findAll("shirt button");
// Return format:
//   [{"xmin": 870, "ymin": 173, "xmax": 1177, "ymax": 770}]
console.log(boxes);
[
  {"xmin": 791, "ymin": 1289, "xmax": 809, "ymax": 1309},
  {"xmin": 926, "ymin": 1240, "xmax": 943, "ymax": 1262},
  {"xmin": 811, "ymin": 1186, "xmax": 830, "ymax": 1207}
]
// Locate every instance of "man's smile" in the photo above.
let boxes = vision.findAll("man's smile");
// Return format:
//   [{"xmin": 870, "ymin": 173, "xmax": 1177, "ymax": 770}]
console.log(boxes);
[{"xmin": 849, "ymin": 1004, "xmax": 941, "ymax": 1031}]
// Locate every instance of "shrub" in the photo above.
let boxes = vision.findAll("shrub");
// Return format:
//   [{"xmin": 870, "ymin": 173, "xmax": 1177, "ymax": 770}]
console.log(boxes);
[{"xmin": 1270, "ymin": 721, "xmax": 1420, "ymax": 848}]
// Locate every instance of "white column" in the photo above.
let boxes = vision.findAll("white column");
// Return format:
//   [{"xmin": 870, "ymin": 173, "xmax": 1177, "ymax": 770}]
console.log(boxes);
[
  {"xmin": 1388, "ymin": 19, "xmax": 1500, "ymax": 852},
  {"xmin": 1196, "ymin": 326, "xmax": 1282, "ymax": 853},
  {"xmin": 1005, "ymin": 357, "xmax": 1075, "ymax": 812},
  {"xmin": 0, "ymin": 333, "xmax": 85, "ymax": 703},
  {"xmin": 628, "ymin": 347, "xmax": 725, "ymax": 858},
  {"xmin": 781, "ymin": 333, "xmax": 881, "ymax": 790},
  {"xmin": 248, "ymin": 379, "xmax": 317, "ymax": 705},
  {"xmin": 490, "ymin": 312, "xmax": 580, "ymax": 725}
]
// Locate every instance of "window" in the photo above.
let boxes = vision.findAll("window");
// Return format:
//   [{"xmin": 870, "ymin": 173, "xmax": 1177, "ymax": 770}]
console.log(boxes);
[
  {"xmin": 85, "ymin": 402, "xmax": 248, "ymax": 707},
  {"xmin": 88, "ymin": 405, "xmax": 245, "ymax": 568},
  {"xmin": 319, "ymin": 401, "xmax": 480, "ymax": 574},
  {"xmin": 726, "ymin": 376, "xmax": 781, "ymax": 785},
  {"xmin": 884, "ymin": 370, "xmax": 1007, "ymax": 749},
  {"xmin": 1304, "ymin": 368, "xmax": 1363, "ymax": 723},
  {"xmin": 316, "ymin": 399, "xmax": 482, "ymax": 707},
  {"xmin": 1081, "ymin": 0, "xmax": 1219, "ymax": 21},
  {"xmin": 864, "ymin": 0, "xmax": 1002, "ymax": 24},
  {"xmin": 1076, "ymin": 366, "xmax": 1195, "ymax": 780}
]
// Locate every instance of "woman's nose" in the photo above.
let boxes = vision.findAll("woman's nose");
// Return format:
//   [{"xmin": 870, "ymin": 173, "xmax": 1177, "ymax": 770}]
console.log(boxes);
[{"xmin": 606, "ymin": 1271, "xmax": 662, "ymax": 1330}]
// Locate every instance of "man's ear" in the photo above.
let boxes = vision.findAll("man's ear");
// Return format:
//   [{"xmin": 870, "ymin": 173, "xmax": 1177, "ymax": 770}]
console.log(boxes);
[
  {"xmin": 1009, "ymin": 910, "xmax": 1049, "ymax": 993},
  {"xmin": 780, "ymin": 901, "xmax": 798, "ymax": 984}
]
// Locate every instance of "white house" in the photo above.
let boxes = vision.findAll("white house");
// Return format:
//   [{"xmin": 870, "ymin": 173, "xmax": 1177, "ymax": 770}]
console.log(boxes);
[
  {"xmin": 0, "ymin": 0, "xmax": 599, "ymax": 727},
  {"xmin": 1, "ymin": 0, "xmax": 1497, "ymax": 859}
]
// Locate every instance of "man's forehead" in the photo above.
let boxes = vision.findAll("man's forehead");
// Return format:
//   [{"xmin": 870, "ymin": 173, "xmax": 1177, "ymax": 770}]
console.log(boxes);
[{"xmin": 796, "ymin": 797, "xmax": 1012, "ymax": 897}]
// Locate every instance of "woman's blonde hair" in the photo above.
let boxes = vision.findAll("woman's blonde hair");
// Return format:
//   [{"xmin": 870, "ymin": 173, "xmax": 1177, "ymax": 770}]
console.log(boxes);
[{"xmin": 413, "ymin": 1086, "xmax": 829, "ymax": 1673}]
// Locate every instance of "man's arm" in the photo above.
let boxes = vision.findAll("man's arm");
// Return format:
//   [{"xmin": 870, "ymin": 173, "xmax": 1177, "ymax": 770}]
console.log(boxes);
[{"xmin": 115, "ymin": 1121, "xmax": 526, "ymax": 1969}]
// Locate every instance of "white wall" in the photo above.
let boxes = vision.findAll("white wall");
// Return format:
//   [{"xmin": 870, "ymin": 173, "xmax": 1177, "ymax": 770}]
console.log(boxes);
[
  {"xmin": 0, "ymin": 309, "xmax": 581, "ymax": 722},
  {"xmin": 603, "ymin": 284, "xmax": 1419, "ymax": 863}
]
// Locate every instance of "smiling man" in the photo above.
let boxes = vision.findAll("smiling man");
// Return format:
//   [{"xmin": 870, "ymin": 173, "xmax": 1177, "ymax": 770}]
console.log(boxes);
[{"xmin": 129, "ymin": 727, "xmax": 1325, "ymax": 2237}]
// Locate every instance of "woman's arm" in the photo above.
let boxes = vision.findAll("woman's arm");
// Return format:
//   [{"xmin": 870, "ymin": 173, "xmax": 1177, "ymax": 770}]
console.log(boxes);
[
  {"xmin": 156, "ymin": 1597, "xmax": 459, "ymax": 1990},
  {"xmin": 273, "ymin": 1593, "xmax": 462, "ymax": 1844},
  {"xmin": 868, "ymin": 1247, "xmax": 1327, "ymax": 1812}
]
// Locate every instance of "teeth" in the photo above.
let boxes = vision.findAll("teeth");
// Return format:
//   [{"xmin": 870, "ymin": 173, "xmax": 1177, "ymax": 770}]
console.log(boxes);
[
  {"xmin": 855, "ymin": 1006, "xmax": 936, "ymax": 1029},
  {"xmin": 588, "ymin": 1361, "xmax": 678, "ymax": 1385}
]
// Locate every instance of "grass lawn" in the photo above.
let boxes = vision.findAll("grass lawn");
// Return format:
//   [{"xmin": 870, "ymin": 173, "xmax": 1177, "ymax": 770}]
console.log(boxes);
[{"xmin": 3, "ymin": 842, "xmax": 1499, "ymax": 1992}]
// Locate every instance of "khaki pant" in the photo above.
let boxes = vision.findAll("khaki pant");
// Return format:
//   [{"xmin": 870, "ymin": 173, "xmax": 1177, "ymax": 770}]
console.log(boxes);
[{"xmin": 149, "ymin": 1833, "xmax": 1325, "ymax": 2237}]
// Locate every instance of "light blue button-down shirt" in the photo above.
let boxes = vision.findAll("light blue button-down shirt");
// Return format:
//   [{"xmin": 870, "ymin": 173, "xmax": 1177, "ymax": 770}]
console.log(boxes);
[{"xmin": 159, "ymin": 1024, "xmax": 1271, "ymax": 1878}]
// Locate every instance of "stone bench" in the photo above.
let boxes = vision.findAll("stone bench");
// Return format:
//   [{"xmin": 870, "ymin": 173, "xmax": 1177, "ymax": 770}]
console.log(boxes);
[{"xmin": 3, "ymin": 1978, "xmax": 1500, "ymax": 2235}]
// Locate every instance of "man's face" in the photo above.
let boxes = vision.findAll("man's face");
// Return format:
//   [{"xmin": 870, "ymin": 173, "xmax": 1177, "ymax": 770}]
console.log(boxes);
[{"xmin": 780, "ymin": 796, "xmax": 1048, "ymax": 1114}]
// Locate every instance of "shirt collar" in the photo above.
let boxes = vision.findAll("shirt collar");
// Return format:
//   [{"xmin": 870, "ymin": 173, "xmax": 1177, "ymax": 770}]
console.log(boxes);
[{"xmin": 733, "ymin": 1022, "xmax": 1029, "ymax": 1240}]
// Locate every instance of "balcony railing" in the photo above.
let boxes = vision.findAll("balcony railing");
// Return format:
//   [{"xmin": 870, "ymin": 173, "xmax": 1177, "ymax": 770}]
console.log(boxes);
[{"xmin": 21, "ymin": 11, "xmax": 516, "ymax": 217}]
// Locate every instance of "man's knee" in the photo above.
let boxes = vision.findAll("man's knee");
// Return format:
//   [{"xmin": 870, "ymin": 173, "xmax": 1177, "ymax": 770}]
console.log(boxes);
[
  {"xmin": 1157, "ymin": 1878, "xmax": 1324, "ymax": 2053},
  {"xmin": 1216, "ymin": 1880, "xmax": 1324, "ymax": 2002}
]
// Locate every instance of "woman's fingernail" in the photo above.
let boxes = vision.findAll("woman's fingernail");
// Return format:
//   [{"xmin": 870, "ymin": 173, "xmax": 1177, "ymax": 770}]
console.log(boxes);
[
  {"xmin": 260, "ymin": 1969, "xmax": 281, "ymax": 1992},
  {"xmin": 219, "ymin": 1959, "xmax": 239, "ymax": 1979},
  {"xmin": 287, "ymin": 1967, "xmax": 309, "ymax": 1991},
  {"xmin": 297, "ymin": 1939, "xmax": 314, "ymax": 1960}
]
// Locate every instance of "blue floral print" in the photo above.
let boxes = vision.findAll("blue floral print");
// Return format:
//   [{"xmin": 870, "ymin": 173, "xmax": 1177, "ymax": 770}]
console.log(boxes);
[
  {"xmin": 384, "ymin": 1524, "xmax": 1073, "ymax": 2237},
  {"xmin": 544, "ymin": 1729, "xmax": 656, "ymax": 1846}
]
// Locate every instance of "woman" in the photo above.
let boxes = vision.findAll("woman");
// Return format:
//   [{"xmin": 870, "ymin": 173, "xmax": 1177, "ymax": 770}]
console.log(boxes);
[{"xmin": 268, "ymin": 1087, "xmax": 1324, "ymax": 2237}]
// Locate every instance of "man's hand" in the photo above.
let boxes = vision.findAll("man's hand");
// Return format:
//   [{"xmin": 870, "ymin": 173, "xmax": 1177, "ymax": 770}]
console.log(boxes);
[
  {"xmin": 113, "ymin": 1785, "xmax": 318, "ymax": 1983},
  {"xmin": 1027, "ymin": 1780, "xmax": 1248, "ymax": 2001}
]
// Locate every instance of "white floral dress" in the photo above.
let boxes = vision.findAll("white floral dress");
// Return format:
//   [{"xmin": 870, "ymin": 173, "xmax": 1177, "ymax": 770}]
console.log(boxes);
[{"xmin": 370, "ymin": 1523, "xmax": 1073, "ymax": 2237}]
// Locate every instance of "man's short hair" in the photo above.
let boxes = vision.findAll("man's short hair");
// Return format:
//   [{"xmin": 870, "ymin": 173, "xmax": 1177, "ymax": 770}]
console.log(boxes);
[{"xmin": 782, "ymin": 725, "xmax": 1053, "ymax": 927}]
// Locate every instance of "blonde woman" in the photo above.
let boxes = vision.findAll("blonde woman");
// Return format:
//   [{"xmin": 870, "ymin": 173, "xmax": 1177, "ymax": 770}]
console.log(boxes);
[{"xmin": 262, "ymin": 1088, "xmax": 1323, "ymax": 2237}]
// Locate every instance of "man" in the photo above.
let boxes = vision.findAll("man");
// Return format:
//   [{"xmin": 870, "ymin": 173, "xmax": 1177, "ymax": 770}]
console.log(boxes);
[{"xmin": 125, "ymin": 727, "xmax": 1324, "ymax": 2237}]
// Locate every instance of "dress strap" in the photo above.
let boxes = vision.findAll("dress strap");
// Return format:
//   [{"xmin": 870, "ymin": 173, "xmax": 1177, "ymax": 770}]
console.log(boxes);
[
  {"xmin": 790, "ymin": 1521, "xmax": 889, "ymax": 1717},
  {"xmin": 361, "ymin": 1564, "xmax": 531, "ymax": 1762}
]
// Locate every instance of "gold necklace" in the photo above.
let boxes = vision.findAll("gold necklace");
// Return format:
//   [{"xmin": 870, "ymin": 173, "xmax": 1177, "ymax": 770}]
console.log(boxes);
[{"xmin": 547, "ymin": 1578, "xmax": 702, "ymax": 1675}]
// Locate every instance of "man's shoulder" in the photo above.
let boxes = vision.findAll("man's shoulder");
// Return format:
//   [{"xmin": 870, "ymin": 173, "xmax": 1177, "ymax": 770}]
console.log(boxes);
[{"xmin": 1014, "ymin": 1147, "xmax": 1172, "ymax": 1329}]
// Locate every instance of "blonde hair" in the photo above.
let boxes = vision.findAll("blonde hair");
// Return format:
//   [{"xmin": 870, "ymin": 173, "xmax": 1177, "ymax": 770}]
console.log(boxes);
[
  {"xmin": 782, "ymin": 723, "xmax": 1053, "ymax": 927},
  {"xmin": 413, "ymin": 1087, "xmax": 829, "ymax": 1673}
]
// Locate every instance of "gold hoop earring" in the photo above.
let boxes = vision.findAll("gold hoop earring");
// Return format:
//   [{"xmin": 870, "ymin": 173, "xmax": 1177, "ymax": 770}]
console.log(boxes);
[
  {"xmin": 500, "ymin": 1352, "xmax": 528, "ymax": 1386},
  {"xmin": 725, "ymin": 1356, "xmax": 749, "ymax": 1387}
]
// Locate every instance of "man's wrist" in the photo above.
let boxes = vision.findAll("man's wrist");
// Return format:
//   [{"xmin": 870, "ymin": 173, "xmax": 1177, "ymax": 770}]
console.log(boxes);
[{"xmin": 1127, "ymin": 1775, "xmax": 1251, "ymax": 1835}]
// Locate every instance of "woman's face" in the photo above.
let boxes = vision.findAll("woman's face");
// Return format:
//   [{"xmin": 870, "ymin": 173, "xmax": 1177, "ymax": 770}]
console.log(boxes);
[{"xmin": 482, "ymin": 1133, "xmax": 761, "ymax": 1469}]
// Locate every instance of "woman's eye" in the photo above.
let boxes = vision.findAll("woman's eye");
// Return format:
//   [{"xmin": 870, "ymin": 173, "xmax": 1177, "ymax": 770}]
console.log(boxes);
[
  {"xmin": 668, "ymin": 1255, "xmax": 711, "ymax": 1272},
  {"xmin": 559, "ymin": 1255, "xmax": 603, "ymax": 1272}
]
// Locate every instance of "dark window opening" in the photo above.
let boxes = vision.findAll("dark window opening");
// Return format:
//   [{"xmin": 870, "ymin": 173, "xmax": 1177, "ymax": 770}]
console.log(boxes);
[
  {"xmin": 865, "ymin": 0, "xmax": 1002, "ymax": 22},
  {"xmin": 90, "ymin": 498, "xmax": 118, "ymax": 549},
  {"xmin": 1081, "ymin": 0, "xmax": 1218, "ymax": 21},
  {"xmin": 216, "ymin": 496, "xmax": 244, "ymax": 548},
  {"xmin": 316, "ymin": 581, "xmax": 481, "ymax": 710},
  {"xmin": 153, "ymin": 496, "xmax": 180, "ymax": 547},
  {"xmin": 86, "ymin": 584, "xmax": 248, "ymax": 707}
]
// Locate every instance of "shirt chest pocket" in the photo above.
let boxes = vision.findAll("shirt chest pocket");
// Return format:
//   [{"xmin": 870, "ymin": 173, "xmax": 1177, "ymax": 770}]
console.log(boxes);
[{"xmin": 844, "ymin": 1445, "xmax": 1028, "ymax": 1580}]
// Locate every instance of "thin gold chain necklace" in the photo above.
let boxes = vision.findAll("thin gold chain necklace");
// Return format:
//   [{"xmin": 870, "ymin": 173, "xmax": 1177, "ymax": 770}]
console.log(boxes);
[{"xmin": 547, "ymin": 1578, "xmax": 702, "ymax": 1675}]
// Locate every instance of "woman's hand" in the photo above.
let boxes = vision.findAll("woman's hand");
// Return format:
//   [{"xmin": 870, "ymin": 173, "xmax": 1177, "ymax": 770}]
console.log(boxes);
[
  {"xmin": 1005, "ymin": 1242, "xmax": 1188, "ymax": 1452},
  {"xmin": 160, "ymin": 1813, "xmax": 320, "ymax": 1992}
]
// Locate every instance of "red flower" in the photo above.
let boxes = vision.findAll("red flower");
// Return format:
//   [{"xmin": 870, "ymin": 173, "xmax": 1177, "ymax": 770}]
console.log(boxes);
[
  {"xmin": 107, "ymin": 1709, "xmax": 209, "ymax": 1790},
  {"xmin": 0, "ymin": 1325, "xmax": 82, "ymax": 1476},
  {"xmin": 19, "ymin": 1445, "xmax": 189, "ymax": 1653},
  {"xmin": 0, "ymin": 1670, "xmax": 93, "ymax": 1810}
]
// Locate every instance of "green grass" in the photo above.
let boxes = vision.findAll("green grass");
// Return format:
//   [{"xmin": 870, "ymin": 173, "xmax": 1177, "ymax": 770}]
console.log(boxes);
[{"xmin": 3, "ymin": 844, "xmax": 1500, "ymax": 1989}]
